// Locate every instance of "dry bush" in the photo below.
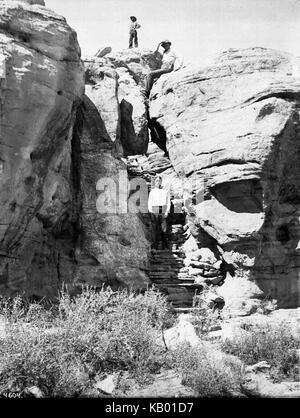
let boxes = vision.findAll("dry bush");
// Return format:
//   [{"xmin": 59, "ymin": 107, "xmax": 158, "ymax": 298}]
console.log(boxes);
[
  {"xmin": 170, "ymin": 343, "xmax": 243, "ymax": 397},
  {"xmin": 0, "ymin": 287, "xmax": 171, "ymax": 397},
  {"xmin": 221, "ymin": 322, "xmax": 299, "ymax": 380}
]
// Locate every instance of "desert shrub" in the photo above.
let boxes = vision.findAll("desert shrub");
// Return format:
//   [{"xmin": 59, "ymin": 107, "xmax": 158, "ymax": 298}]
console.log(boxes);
[
  {"xmin": 256, "ymin": 298, "xmax": 278, "ymax": 315},
  {"xmin": 170, "ymin": 343, "xmax": 243, "ymax": 397},
  {"xmin": 221, "ymin": 322, "xmax": 299, "ymax": 380},
  {"xmin": 0, "ymin": 295, "xmax": 54, "ymax": 326},
  {"xmin": 0, "ymin": 327, "xmax": 90, "ymax": 397},
  {"xmin": 56, "ymin": 287, "xmax": 172, "ymax": 371},
  {"xmin": 0, "ymin": 287, "xmax": 171, "ymax": 397},
  {"xmin": 191, "ymin": 290, "xmax": 222, "ymax": 337}
]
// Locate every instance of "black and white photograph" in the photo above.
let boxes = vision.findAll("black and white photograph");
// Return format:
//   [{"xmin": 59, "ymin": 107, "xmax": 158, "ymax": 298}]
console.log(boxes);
[{"xmin": 0, "ymin": 0, "xmax": 299, "ymax": 401}]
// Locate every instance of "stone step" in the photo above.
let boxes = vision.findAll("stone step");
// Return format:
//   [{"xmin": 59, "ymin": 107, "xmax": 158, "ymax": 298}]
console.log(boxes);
[
  {"xmin": 150, "ymin": 261, "xmax": 184, "ymax": 267},
  {"xmin": 151, "ymin": 266, "xmax": 184, "ymax": 271},
  {"xmin": 151, "ymin": 257, "xmax": 185, "ymax": 262},
  {"xmin": 150, "ymin": 266, "xmax": 184, "ymax": 270},
  {"xmin": 202, "ymin": 270, "xmax": 220, "ymax": 278},
  {"xmin": 150, "ymin": 257, "xmax": 184, "ymax": 262},
  {"xmin": 154, "ymin": 283, "xmax": 204, "ymax": 288},
  {"xmin": 149, "ymin": 272, "xmax": 176, "ymax": 277},
  {"xmin": 177, "ymin": 274, "xmax": 194, "ymax": 279},
  {"xmin": 172, "ymin": 307, "xmax": 199, "ymax": 313},
  {"xmin": 151, "ymin": 261, "xmax": 184, "ymax": 266},
  {"xmin": 189, "ymin": 261, "xmax": 218, "ymax": 270},
  {"xmin": 151, "ymin": 251, "xmax": 184, "ymax": 260},
  {"xmin": 150, "ymin": 273, "xmax": 180, "ymax": 277},
  {"xmin": 152, "ymin": 250, "xmax": 185, "ymax": 255},
  {"xmin": 151, "ymin": 278, "xmax": 195, "ymax": 285},
  {"xmin": 150, "ymin": 271, "xmax": 183, "ymax": 276}
]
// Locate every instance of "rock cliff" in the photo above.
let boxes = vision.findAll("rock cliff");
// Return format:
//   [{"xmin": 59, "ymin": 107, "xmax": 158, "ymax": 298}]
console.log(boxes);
[
  {"xmin": 0, "ymin": 2, "xmax": 299, "ymax": 314},
  {"xmin": 0, "ymin": 3, "xmax": 153, "ymax": 298},
  {"xmin": 149, "ymin": 47, "xmax": 300, "ymax": 312},
  {"xmin": 0, "ymin": 0, "xmax": 84, "ymax": 297},
  {"xmin": 72, "ymin": 94, "xmax": 151, "ymax": 290}
]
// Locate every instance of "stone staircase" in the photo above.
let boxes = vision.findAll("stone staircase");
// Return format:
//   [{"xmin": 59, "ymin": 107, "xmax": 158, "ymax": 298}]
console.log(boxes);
[
  {"xmin": 125, "ymin": 154, "xmax": 225, "ymax": 309},
  {"xmin": 149, "ymin": 221, "xmax": 203, "ymax": 308}
]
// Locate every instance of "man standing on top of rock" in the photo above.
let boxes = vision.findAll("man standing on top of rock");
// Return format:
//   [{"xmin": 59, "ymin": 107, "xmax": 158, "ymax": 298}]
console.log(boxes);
[
  {"xmin": 129, "ymin": 16, "xmax": 141, "ymax": 49},
  {"xmin": 143, "ymin": 40, "xmax": 183, "ymax": 98},
  {"xmin": 148, "ymin": 175, "xmax": 171, "ymax": 249}
]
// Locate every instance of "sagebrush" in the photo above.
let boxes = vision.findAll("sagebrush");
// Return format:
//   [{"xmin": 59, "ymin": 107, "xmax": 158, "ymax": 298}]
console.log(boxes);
[
  {"xmin": 170, "ymin": 343, "xmax": 243, "ymax": 397},
  {"xmin": 0, "ymin": 288, "xmax": 172, "ymax": 397},
  {"xmin": 221, "ymin": 322, "xmax": 299, "ymax": 380}
]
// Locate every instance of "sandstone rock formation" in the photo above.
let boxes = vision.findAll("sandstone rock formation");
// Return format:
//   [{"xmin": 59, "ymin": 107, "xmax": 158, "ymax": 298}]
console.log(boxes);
[
  {"xmin": 72, "ymin": 95, "xmax": 151, "ymax": 290},
  {"xmin": 148, "ymin": 47, "xmax": 300, "ymax": 312},
  {"xmin": 84, "ymin": 49, "xmax": 161, "ymax": 156},
  {"xmin": 0, "ymin": 0, "xmax": 299, "ymax": 316},
  {"xmin": 19, "ymin": 0, "xmax": 45, "ymax": 5},
  {"xmin": 0, "ymin": 3, "xmax": 152, "ymax": 299},
  {"xmin": 0, "ymin": 1, "xmax": 84, "ymax": 297}
]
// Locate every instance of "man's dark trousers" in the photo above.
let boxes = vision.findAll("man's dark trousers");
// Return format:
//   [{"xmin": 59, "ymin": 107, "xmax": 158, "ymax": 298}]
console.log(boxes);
[
  {"xmin": 145, "ymin": 68, "xmax": 173, "ymax": 93},
  {"xmin": 129, "ymin": 31, "xmax": 138, "ymax": 48}
]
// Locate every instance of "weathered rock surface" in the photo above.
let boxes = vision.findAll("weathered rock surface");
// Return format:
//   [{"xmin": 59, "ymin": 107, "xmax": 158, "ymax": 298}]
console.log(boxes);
[
  {"xmin": 85, "ymin": 66, "xmax": 121, "ymax": 148},
  {"xmin": 209, "ymin": 308, "xmax": 300, "ymax": 341},
  {"xmin": 149, "ymin": 47, "xmax": 300, "ymax": 311},
  {"xmin": 0, "ymin": 1, "xmax": 84, "ymax": 297},
  {"xmin": 20, "ymin": 0, "xmax": 45, "ymax": 5},
  {"xmin": 0, "ymin": 7, "xmax": 155, "ymax": 298},
  {"xmin": 242, "ymin": 370, "xmax": 300, "ymax": 398},
  {"xmin": 84, "ymin": 49, "xmax": 161, "ymax": 156},
  {"xmin": 118, "ymin": 66, "xmax": 149, "ymax": 155},
  {"xmin": 163, "ymin": 315, "xmax": 201, "ymax": 349},
  {"xmin": 72, "ymin": 95, "xmax": 151, "ymax": 290},
  {"xmin": 119, "ymin": 370, "xmax": 196, "ymax": 398}
]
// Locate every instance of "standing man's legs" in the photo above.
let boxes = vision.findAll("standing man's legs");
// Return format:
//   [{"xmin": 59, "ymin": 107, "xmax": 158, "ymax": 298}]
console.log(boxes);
[
  {"xmin": 134, "ymin": 31, "xmax": 138, "ymax": 48},
  {"xmin": 129, "ymin": 32, "xmax": 134, "ymax": 48},
  {"xmin": 160, "ymin": 215, "xmax": 168, "ymax": 249}
]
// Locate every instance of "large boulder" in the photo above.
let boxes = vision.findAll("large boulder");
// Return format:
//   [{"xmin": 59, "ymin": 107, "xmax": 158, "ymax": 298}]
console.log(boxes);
[
  {"xmin": 149, "ymin": 47, "xmax": 300, "ymax": 311},
  {"xmin": 0, "ymin": 1, "xmax": 84, "ymax": 297},
  {"xmin": 118, "ymin": 66, "xmax": 149, "ymax": 156},
  {"xmin": 84, "ymin": 49, "xmax": 162, "ymax": 156},
  {"xmin": 85, "ymin": 65, "xmax": 121, "ymax": 149}
]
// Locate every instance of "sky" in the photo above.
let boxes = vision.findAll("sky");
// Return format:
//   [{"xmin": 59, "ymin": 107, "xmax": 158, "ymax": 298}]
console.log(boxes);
[{"xmin": 46, "ymin": 0, "xmax": 300, "ymax": 66}]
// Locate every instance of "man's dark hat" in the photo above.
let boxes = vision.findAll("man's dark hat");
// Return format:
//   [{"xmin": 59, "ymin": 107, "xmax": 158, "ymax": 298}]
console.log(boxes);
[{"xmin": 130, "ymin": 16, "xmax": 137, "ymax": 20}]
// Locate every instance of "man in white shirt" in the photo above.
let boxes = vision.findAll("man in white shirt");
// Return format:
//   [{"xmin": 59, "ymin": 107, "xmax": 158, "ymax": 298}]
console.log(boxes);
[
  {"xmin": 143, "ymin": 40, "xmax": 183, "ymax": 98},
  {"xmin": 148, "ymin": 175, "xmax": 171, "ymax": 249}
]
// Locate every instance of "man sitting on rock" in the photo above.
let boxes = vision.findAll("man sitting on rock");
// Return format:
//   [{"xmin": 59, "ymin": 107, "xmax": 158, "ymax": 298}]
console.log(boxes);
[
  {"xmin": 143, "ymin": 40, "xmax": 183, "ymax": 98},
  {"xmin": 148, "ymin": 175, "xmax": 171, "ymax": 249}
]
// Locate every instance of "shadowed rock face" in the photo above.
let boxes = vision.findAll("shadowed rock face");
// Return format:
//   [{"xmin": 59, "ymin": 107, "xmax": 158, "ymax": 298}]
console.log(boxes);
[
  {"xmin": 0, "ymin": 1, "xmax": 84, "ymax": 297},
  {"xmin": 84, "ymin": 49, "xmax": 162, "ymax": 156},
  {"xmin": 149, "ymin": 47, "xmax": 300, "ymax": 311},
  {"xmin": 72, "ymin": 95, "xmax": 151, "ymax": 291}
]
